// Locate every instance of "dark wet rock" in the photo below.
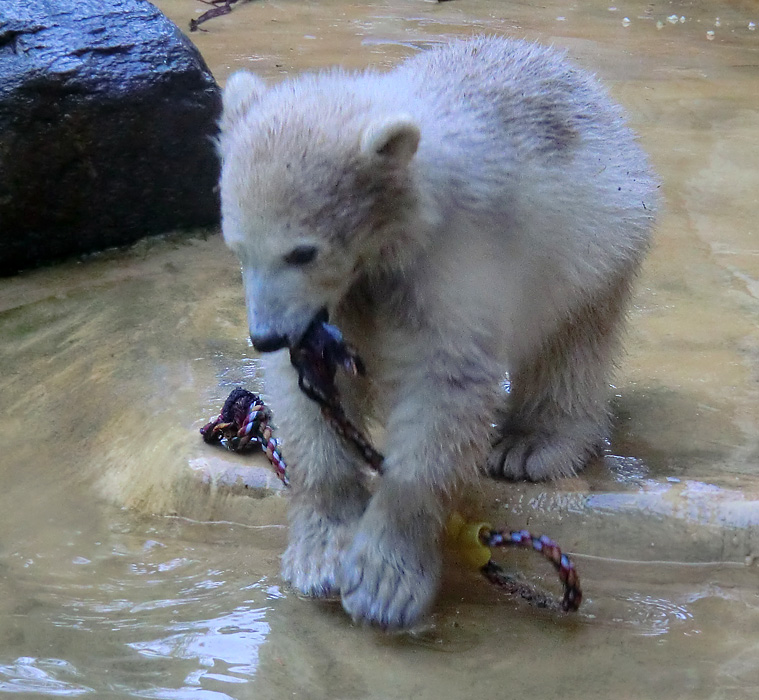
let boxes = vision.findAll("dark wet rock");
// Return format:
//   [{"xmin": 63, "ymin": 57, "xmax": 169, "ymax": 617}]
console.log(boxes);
[{"xmin": 0, "ymin": 0, "xmax": 221, "ymax": 275}]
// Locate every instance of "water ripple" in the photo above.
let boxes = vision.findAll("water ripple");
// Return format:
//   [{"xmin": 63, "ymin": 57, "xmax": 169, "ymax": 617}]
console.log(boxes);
[
  {"xmin": 128, "ymin": 605, "xmax": 270, "ymax": 677},
  {"xmin": 0, "ymin": 657, "xmax": 92, "ymax": 696}
]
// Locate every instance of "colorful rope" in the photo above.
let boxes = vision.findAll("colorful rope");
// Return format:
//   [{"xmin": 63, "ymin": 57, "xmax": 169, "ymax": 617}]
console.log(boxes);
[
  {"xmin": 200, "ymin": 387, "xmax": 288, "ymax": 486},
  {"xmin": 481, "ymin": 529, "xmax": 582, "ymax": 612}
]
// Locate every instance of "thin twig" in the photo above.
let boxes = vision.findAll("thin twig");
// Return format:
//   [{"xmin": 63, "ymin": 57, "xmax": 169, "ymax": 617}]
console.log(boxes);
[{"xmin": 189, "ymin": 0, "xmax": 246, "ymax": 32}]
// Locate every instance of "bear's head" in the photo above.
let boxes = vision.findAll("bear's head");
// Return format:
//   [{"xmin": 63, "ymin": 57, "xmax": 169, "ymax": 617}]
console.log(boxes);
[{"xmin": 217, "ymin": 70, "xmax": 426, "ymax": 352}]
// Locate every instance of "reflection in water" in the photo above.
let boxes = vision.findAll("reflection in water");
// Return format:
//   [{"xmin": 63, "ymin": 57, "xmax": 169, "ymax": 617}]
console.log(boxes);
[
  {"xmin": 129, "ymin": 606, "xmax": 269, "ymax": 677},
  {"xmin": 0, "ymin": 657, "xmax": 91, "ymax": 696},
  {"xmin": 613, "ymin": 593, "xmax": 695, "ymax": 637},
  {"xmin": 1, "ymin": 0, "xmax": 759, "ymax": 697}
]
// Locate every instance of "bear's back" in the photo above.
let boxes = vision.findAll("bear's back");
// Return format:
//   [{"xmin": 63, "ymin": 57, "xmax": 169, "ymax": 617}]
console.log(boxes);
[{"xmin": 390, "ymin": 36, "xmax": 629, "ymax": 163}]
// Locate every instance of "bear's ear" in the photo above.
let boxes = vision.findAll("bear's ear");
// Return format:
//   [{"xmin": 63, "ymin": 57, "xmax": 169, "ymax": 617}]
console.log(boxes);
[
  {"xmin": 360, "ymin": 116, "xmax": 420, "ymax": 167},
  {"xmin": 221, "ymin": 71, "xmax": 267, "ymax": 130}
]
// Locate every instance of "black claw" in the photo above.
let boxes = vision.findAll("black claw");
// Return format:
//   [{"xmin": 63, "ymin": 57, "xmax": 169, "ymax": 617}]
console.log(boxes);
[
  {"xmin": 342, "ymin": 568, "xmax": 363, "ymax": 597},
  {"xmin": 396, "ymin": 598, "xmax": 413, "ymax": 629}
]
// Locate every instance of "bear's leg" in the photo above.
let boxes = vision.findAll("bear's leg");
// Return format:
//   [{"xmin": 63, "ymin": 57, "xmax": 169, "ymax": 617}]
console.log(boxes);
[
  {"xmin": 487, "ymin": 279, "xmax": 631, "ymax": 481},
  {"xmin": 282, "ymin": 482, "xmax": 369, "ymax": 598},
  {"xmin": 340, "ymin": 347, "xmax": 501, "ymax": 628},
  {"xmin": 262, "ymin": 351, "xmax": 371, "ymax": 598}
]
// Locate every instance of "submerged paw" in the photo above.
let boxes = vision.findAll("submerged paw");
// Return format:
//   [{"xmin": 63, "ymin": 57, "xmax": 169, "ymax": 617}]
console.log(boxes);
[
  {"xmin": 282, "ymin": 509, "xmax": 364, "ymax": 599},
  {"xmin": 281, "ymin": 539, "xmax": 342, "ymax": 599},
  {"xmin": 339, "ymin": 529, "xmax": 441, "ymax": 629}
]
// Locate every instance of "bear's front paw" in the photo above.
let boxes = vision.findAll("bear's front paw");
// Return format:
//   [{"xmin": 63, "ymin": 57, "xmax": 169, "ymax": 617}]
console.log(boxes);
[
  {"xmin": 487, "ymin": 425, "xmax": 600, "ymax": 481},
  {"xmin": 282, "ymin": 499, "xmax": 365, "ymax": 599},
  {"xmin": 339, "ymin": 522, "xmax": 442, "ymax": 630}
]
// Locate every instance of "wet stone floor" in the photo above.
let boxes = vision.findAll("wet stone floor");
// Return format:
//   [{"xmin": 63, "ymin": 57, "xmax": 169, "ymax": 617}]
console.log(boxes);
[{"xmin": 2, "ymin": 0, "xmax": 759, "ymax": 698}]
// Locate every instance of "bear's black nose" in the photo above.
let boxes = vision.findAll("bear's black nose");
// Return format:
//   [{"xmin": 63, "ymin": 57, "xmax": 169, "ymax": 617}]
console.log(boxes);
[{"xmin": 250, "ymin": 332, "xmax": 289, "ymax": 353}]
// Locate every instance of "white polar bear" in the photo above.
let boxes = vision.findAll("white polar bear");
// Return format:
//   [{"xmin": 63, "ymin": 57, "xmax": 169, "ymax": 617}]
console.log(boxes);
[{"xmin": 217, "ymin": 36, "xmax": 657, "ymax": 629}]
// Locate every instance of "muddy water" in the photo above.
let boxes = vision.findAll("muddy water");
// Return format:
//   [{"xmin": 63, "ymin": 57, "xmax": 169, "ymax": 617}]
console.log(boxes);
[{"xmin": 1, "ymin": 0, "xmax": 759, "ymax": 697}]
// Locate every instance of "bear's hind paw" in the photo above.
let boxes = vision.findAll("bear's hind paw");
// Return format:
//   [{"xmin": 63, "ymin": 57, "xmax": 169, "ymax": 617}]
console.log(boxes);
[{"xmin": 487, "ymin": 428, "xmax": 599, "ymax": 481}]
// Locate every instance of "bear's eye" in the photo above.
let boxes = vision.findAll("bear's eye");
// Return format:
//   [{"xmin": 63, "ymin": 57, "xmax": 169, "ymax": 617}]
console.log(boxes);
[{"xmin": 283, "ymin": 245, "xmax": 318, "ymax": 266}]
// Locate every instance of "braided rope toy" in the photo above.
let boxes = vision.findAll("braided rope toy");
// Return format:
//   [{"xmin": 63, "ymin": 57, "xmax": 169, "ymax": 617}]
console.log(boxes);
[
  {"xmin": 200, "ymin": 320, "xmax": 582, "ymax": 613},
  {"xmin": 201, "ymin": 387, "xmax": 288, "ymax": 486}
]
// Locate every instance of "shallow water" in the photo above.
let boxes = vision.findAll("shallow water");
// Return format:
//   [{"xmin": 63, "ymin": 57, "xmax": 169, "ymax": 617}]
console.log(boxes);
[{"xmin": 2, "ymin": 0, "xmax": 759, "ymax": 697}]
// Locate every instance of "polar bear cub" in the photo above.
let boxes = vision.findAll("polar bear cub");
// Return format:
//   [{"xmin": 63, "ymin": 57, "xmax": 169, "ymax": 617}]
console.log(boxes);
[{"xmin": 218, "ymin": 36, "xmax": 657, "ymax": 629}]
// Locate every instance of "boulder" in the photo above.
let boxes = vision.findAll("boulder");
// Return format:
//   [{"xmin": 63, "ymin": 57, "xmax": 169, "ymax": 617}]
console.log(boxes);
[{"xmin": 0, "ymin": 0, "xmax": 221, "ymax": 275}]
